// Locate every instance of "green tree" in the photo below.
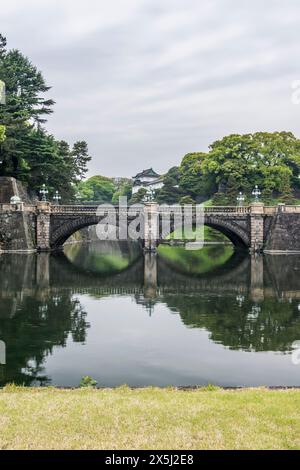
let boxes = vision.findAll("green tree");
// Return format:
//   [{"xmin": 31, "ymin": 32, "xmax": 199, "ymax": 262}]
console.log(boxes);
[
  {"xmin": 179, "ymin": 153, "xmax": 216, "ymax": 202},
  {"xmin": 129, "ymin": 188, "xmax": 147, "ymax": 204},
  {"xmin": 203, "ymin": 132, "xmax": 300, "ymax": 204},
  {"xmin": 19, "ymin": 128, "xmax": 76, "ymax": 200},
  {"xmin": 76, "ymin": 175, "xmax": 116, "ymax": 203},
  {"xmin": 112, "ymin": 180, "xmax": 133, "ymax": 204},
  {"xmin": 156, "ymin": 166, "xmax": 183, "ymax": 204},
  {"xmin": 179, "ymin": 195, "xmax": 195, "ymax": 204},
  {"xmin": 0, "ymin": 35, "xmax": 55, "ymax": 175},
  {"xmin": 71, "ymin": 141, "xmax": 91, "ymax": 181},
  {"xmin": 0, "ymin": 34, "xmax": 92, "ymax": 198}
]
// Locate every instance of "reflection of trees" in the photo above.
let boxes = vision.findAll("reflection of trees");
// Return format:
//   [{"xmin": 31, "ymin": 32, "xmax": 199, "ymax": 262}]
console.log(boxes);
[
  {"xmin": 161, "ymin": 295, "xmax": 300, "ymax": 352},
  {"xmin": 1, "ymin": 246, "xmax": 300, "ymax": 388},
  {"xmin": 157, "ymin": 244, "xmax": 234, "ymax": 275},
  {"xmin": 64, "ymin": 240, "xmax": 141, "ymax": 276},
  {"xmin": 0, "ymin": 292, "xmax": 89, "ymax": 386}
]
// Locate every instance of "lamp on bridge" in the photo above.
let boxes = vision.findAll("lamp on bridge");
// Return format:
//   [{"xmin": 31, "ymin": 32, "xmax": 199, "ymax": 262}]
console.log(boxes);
[
  {"xmin": 39, "ymin": 184, "xmax": 49, "ymax": 202},
  {"xmin": 53, "ymin": 190, "xmax": 62, "ymax": 205},
  {"xmin": 144, "ymin": 188, "xmax": 155, "ymax": 202},
  {"xmin": 252, "ymin": 185, "xmax": 261, "ymax": 202},
  {"xmin": 236, "ymin": 192, "xmax": 245, "ymax": 207}
]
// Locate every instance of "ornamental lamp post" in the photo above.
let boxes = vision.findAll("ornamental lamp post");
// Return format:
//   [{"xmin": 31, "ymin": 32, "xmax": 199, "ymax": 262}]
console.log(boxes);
[
  {"xmin": 236, "ymin": 191, "xmax": 245, "ymax": 207},
  {"xmin": 144, "ymin": 187, "xmax": 155, "ymax": 203},
  {"xmin": 149, "ymin": 188, "xmax": 155, "ymax": 202},
  {"xmin": 252, "ymin": 185, "xmax": 261, "ymax": 202},
  {"xmin": 39, "ymin": 184, "xmax": 49, "ymax": 202},
  {"xmin": 53, "ymin": 190, "xmax": 62, "ymax": 205}
]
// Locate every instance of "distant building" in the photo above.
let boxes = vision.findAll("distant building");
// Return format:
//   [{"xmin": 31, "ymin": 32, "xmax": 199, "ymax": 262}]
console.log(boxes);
[{"xmin": 132, "ymin": 168, "xmax": 163, "ymax": 195}]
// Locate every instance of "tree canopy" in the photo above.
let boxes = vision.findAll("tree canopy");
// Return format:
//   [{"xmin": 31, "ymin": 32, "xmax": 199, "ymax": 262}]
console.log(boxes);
[
  {"xmin": 76, "ymin": 176, "xmax": 116, "ymax": 203},
  {"xmin": 0, "ymin": 34, "xmax": 91, "ymax": 200},
  {"xmin": 203, "ymin": 132, "xmax": 300, "ymax": 204},
  {"xmin": 155, "ymin": 132, "xmax": 300, "ymax": 206},
  {"xmin": 155, "ymin": 132, "xmax": 300, "ymax": 205}
]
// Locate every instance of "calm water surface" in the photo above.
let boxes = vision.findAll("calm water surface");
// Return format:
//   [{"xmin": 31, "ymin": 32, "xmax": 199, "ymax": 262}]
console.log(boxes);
[{"xmin": 0, "ymin": 241, "xmax": 300, "ymax": 387}]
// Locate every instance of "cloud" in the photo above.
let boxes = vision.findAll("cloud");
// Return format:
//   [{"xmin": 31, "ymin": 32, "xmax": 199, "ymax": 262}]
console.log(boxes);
[{"xmin": 1, "ymin": 0, "xmax": 300, "ymax": 176}]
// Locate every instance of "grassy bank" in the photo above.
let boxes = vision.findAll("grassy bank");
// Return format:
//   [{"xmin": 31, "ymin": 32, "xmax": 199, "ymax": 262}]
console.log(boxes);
[{"xmin": 0, "ymin": 386, "xmax": 299, "ymax": 450}]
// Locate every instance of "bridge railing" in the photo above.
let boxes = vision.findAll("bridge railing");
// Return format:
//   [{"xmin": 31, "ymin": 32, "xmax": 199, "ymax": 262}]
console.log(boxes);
[
  {"xmin": 204, "ymin": 206, "xmax": 250, "ymax": 214},
  {"xmin": 0, "ymin": 203, "xmax": 37, "ymax": 212},
  {"xmin": 264, "ymin": 207, "xmax": 277, "ymax": 215},
  {"xmin": 283, "ymin": 205, "xmax": 300, "ymax": 213},
  {"xmin": 50, "ymin": 204, "xmax": 252, "ymax": 215},
  {"xmin": 2, "ymin": 203, "xmax": 298, "ymax": 216},
  {"xmin": 24, "ymin": 204, "xmax": 37, "ymax": 212},
  {"xmin": 50, "ymin": 205, "xmax": 108, "ymax": 214}
]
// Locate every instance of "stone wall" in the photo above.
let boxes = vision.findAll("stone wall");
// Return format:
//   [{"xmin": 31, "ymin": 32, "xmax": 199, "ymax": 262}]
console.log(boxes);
[
  {"xmin": 0, "ymin": 177, "xmax": 19, "ymax": 203},
  {"xmin": 0, "ymin": 176, "xmax": 34, "ymax": 204},
  {"xmin": 264, "ymin": 212, "xmax": 300, "ymax": 252},
  {"xmin": 0, "ymin": 210, "xmax": 36, "ymax": 251},
  {"xmin": 0, "ymin": 177, "xmax": 36, "ymax": 251}
]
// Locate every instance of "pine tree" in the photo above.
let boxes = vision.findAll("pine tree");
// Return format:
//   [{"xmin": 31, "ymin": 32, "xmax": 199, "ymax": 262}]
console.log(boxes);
[
  {"xmin": 0, "ymin": 38, "xmax": 55, "ymax": 176},
  {"xmin": 0, "ymin": 35, "xmax": 93, "ymax": 198},
  {"xmin": 71, "ymin": 141, "xmax": 91, "ymax": 180},
  {"xmin": 0, "ymin": 34, "xmax": 6, "ymax": 59}
]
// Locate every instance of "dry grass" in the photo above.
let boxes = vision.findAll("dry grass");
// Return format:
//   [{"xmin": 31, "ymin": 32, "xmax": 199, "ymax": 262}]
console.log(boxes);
[{"xmin": 0, "ymin": 385, "xmax": 299, "ymax": 450}]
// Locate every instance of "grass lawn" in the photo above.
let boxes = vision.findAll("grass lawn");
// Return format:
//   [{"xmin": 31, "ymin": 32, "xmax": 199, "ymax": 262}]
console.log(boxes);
[{"xmin": 0, "ymin": 386, "xmax": 299, "ymax": 450}]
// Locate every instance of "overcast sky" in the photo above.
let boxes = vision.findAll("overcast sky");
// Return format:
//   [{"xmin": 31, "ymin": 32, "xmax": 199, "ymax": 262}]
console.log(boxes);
[{"xmin": 1, "ymin": 0, "xmax": 300, "ymax": 177}]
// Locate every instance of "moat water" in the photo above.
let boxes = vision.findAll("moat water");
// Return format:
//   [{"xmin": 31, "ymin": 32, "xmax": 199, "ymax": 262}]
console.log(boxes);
[{"xmin": 0, "ymin": 240, "xmax": 300, "ymax": 387}]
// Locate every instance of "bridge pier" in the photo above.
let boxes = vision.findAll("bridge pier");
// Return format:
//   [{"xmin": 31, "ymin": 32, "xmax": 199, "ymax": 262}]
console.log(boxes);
[
  {"xmin": 36, "ymin": 202, "xmax": 51, "ymax": 251},
  {"xmin": 143, "ymin": 203, "xmax": 159, "ymax": 252},
  {"xmin": 36, "ymin": 252, "xmax": 50, "ymax": 289},
  {"xmin": 144, "ymin": 253, "xmax": 158, "ymax": 298},
  {"xmin": 250, "ymin": 203, "xmax": 264, "ymax": 253},
  {"xmin": 250, "ymin": 254, "xmax": 264, "ymax": 301}
]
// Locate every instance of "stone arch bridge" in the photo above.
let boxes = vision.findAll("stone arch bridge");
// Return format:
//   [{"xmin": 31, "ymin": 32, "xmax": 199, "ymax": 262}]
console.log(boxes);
[
  {"xmin": 1, "ymin": 200, "xmax": 300, "ymax": 253},
  {"xmin": 30, "ymin": 201, "xmax": 300, "ymax": 253}
]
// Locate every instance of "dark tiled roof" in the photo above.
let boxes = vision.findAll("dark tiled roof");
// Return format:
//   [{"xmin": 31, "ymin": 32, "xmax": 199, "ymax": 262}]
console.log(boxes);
[
  {"xmin": 133, "ymin": 178, "xmax": 163, "ymax": 187},
  {"xmin": 133, "ymin": 168, "xmax": 160, "ymax": 179}
]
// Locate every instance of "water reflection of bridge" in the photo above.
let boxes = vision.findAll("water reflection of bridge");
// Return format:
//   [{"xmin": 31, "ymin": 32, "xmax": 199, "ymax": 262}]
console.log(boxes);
[
  {"xmin": 1, "ymin": 249, "xmax": 300, "ymax": 386},
  {"xmin": 1, "ymin": 250, "xmax": 300, "ymax": 308}
]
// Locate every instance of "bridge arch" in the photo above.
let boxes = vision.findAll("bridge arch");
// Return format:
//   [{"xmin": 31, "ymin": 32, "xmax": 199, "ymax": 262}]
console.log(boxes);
[
  {"xmin": 50, "ymin": 216, "xmax": 100, "ymax": 249},
  {"xmin": 157, "ymin": 214, "xmax": 250, "ymax": 249},
  {"xmin": 204, "ymin": 215, "xmax": 250, "ymax": 248},
  {"xmin": 48, "ymin": 208, "xmax": 250, "ymax": 251},
  {"xmin": 50, "ymin": 215, "xmax": 139, "ymax": 250}
]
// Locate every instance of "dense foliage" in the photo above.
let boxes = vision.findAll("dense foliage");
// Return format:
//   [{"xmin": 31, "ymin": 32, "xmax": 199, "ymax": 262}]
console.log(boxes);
[
  {"xmin": 205, "ymin": 132, "xmax": 300, "ymax": 204},
  {"xmin": 155, "ymin": 132, "xmax": 300, "ymax": 205},
  {"xmin": 0, "ymin": 34, "xmax": 91, "ymax": 200},
  {"xmin": 80, "ymin": 131, "xmax": 300, "ymax": 205},
  {"xmin": 76, "ymin": 175, "xmax": 132, "ymax": 204}
]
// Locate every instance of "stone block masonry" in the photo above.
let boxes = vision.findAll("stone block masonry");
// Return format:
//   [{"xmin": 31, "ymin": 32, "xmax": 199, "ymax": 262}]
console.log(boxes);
[
  {"xmin": 0, "ymin": 177, "xmax": 20, "ymax": 203},
  {"xmin": 0, "ymin": 210, "xmax": 36, "ymax": 251},
  {"xmin": 264, "ymin": 206, "xmax": 300, "ymax": 253},
  {"xmin": 36, "ymin": 202, "xmax": 51, "ymax": 251},
  {"xmin": 250, "ymin": 203, "xmax": 265, "ymax": 252},
  {"xmin": 0, "ymin": 177, "xmax": 36, "ymax": 251}
]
